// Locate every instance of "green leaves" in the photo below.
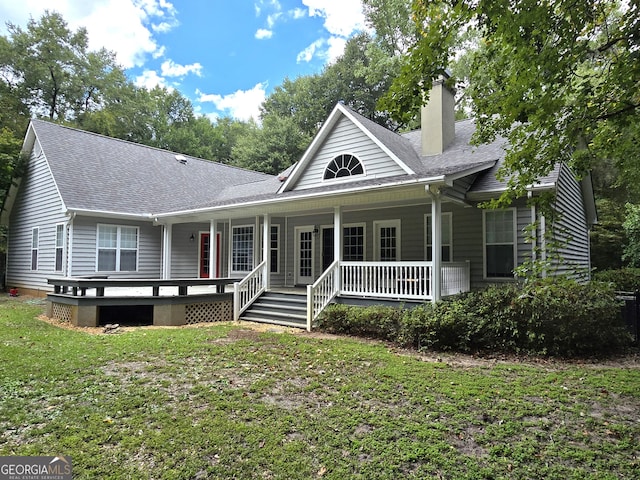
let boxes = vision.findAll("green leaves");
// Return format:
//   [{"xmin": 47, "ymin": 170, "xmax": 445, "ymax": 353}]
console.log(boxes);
[{"xmin": 385, "ymin": 0, "xmax": 640, "ymax": 203}]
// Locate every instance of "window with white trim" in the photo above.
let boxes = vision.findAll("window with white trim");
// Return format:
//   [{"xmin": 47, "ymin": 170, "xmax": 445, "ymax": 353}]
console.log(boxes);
[
  {"xmin": 97, "ymin": 224, "xmax": 138, "ymax": 272},
  {"xmin": 425, "ymin": 213, "xmax": 452, "ymax": 262},
  {"xmin": 31, "ymin": 227, "xmax": 39, "ymax": 271},
  {"xmin": 323, "ymin": 154, "xmax": 364, "ymax": 180},
  {"xmin": 484, "ymin": 209, "xmax": 516, "ymax": 278},
  {"xmin": 232, "ymin": 225, "xmax": 254, "ymax": 273},
  {"xmin": 374, "ymin": 220, "xmax": 401, "ymax": 261},
  {"xmin": 55, "ymin": 224, "xmax": 64, "ymax": 272},
  {"xmin": 270, "ymin": 225, "xmax": 279, "ymax": 274}
]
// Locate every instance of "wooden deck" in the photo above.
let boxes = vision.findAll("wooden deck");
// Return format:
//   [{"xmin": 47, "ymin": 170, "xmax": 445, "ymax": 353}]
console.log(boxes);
[{"xmin": 46, "ymin": 277, "xmax": 237, "ymax": 327}]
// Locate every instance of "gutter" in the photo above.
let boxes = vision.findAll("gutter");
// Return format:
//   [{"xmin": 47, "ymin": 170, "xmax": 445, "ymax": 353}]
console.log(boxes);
[
  {"xmin": 66, "ymin": 207, "xmax": 155, "ymax": 222},
  {"xmin": 152, "ymin": 174, "xmax": 448, "ymax": 220}
]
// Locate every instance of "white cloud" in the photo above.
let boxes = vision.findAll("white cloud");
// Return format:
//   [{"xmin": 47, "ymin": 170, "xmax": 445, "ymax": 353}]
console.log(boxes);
[
  {"xmin": 297, "ymin": 39, "xmax": 325, "ymax": 63},
  {"xmin": 290, "ymin": 8, "xmax": 307, "ymax": 20},
  {"xmin": 197, "ymin": 83, "xmax": 267, "ymax": 122},
  {"xmin": 255, "ymin": 28, "xmax": 273, "ymax": 40},
  {"xmin": 160, "ymin": 60, "xmax": 203, "ymax": 77},
  {"xmin": 0, "ymin": 0, "xmax": 179, "ymax": 68},
  {"xmin": 134, "ymin": 70, "xmax": 169, "ymax": 90},
  {"xmin": 326, "ymin": 36, "xmax": 347, "ymax": 64},
  {"xmin": 302, "ymin": 0, "xmax": 365, "ymax": 37}
]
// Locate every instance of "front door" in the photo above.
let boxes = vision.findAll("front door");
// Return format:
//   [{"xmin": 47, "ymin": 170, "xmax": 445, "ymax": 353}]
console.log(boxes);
[
  {"xmin": 199, "ymin": 232, "xmax": 221, "ymax": 278},
  {"xmin": 295, "ymin": 227, "xmax": 315, "ymax": 285}
]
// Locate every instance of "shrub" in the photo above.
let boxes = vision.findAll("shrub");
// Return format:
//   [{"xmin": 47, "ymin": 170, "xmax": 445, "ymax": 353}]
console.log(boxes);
[
  {"xmin": 592, "ymin": 268, "xmax": 640, "ymax": 292},
  {"xmin": 316, "ymin": 303, "xmax": 402, "ymax": 341},
  {"xmin": 317, "ymin": 279, "xmax": 633, "ymax": 357}
]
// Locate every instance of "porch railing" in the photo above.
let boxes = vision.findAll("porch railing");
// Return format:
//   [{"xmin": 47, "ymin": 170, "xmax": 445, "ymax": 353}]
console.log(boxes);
[
  {"xmin": 307, "ymin": 259, "xmax": 340, "ymax": 330},
  {"xmin": 341, "ymin": 261, "xmax": 433, "ymax": 300},
  {"xmin": 233, "ymin": 260, "xmax": 267, "ymax": 321}
]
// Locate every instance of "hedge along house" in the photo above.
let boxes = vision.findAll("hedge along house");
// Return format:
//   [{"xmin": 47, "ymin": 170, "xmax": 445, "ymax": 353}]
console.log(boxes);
[{"xmin": 2, "ymin": 79, "xmax": 597, "ymax": 329}]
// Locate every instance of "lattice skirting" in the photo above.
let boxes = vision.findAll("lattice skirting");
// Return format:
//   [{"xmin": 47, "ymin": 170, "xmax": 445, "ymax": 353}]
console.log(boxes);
[
  {"xmin": 51, "ymin": 302, "xmax": 73, "ymax": 322},
  {"xmin": 185, "ymin": 300, "xmax": 232, "ymax": 325}
]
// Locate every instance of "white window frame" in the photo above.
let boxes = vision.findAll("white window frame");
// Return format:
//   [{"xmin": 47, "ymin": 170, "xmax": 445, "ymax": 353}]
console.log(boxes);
[
  {"xmin": 31, "ymin": 227, "xmax": 39, "ymax": 271},
  {"xmin": 483, "ymin": 208, "xmax": 517, "ymax": 279},
  {"xmin": 230, "ymin": 224, "xmax": 254, "ymax": 275},
  {"xmin": 425, "ymin": 213, "xmax": 453, "ymax": 262},
  {"xmin": 343, "ymin": 222, "xmax": 366, "ymax": 261},
  {"xmin": 270, "ymin": 224, "xmax": 280, "ymax": 274},
  {"xmin": 96, "ymin": 224, "xmax": 139, "ymax": 272},
  {"xmin": 373, "ymin": 219, "xmax": 401, "ymax": 261},
  {"xmin": 322, "ymin": 152, "xmax": 366, "ymax": 183},
  {"xmin": 55, "ymin": 223, "xmax": 65, "ymax": 272}
]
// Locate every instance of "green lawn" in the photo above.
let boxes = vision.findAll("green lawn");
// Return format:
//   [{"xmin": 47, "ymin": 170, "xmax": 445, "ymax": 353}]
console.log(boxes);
[{"xmin": 1, "ymin": 297, "xmax": 638, "ymax": 479}]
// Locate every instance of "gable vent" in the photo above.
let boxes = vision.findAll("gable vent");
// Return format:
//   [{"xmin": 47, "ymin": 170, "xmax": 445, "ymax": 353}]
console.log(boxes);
[{"xmin": 175, "ymin": 154, "xmax": 187, "ymax": 165}]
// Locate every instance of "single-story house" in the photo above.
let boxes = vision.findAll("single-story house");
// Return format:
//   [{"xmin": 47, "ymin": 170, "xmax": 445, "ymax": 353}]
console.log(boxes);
[{"xmin": 1, "ymin": 79, "xmax": 597, "ymax": 328}]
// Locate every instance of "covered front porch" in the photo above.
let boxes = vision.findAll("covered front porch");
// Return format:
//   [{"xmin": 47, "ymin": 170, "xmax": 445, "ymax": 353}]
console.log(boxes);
[{"xmin": 158, "ymin": 183, "xmax": 475, "ymax": 330}]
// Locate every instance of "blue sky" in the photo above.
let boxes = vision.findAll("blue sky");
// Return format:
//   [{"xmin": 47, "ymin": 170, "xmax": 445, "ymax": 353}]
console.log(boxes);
[{"xmin": 0, "ymin": 0, "xmax": 367, "ymax": 121}]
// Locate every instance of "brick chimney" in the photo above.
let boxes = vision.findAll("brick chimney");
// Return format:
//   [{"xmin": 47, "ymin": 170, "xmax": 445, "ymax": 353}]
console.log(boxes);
[{"xmin": 421, "ymin": 75, "xmax": 455, "ymax": 156}]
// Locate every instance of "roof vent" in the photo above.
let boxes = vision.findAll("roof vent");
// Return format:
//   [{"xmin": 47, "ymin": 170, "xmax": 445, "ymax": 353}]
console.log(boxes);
[{"xmin": 175, "ymin": 154, "xmax": 187, "ymax": 165}]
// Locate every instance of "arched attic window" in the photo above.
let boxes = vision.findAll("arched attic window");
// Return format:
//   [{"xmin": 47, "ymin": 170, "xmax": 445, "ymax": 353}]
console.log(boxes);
[{"xmin": 323, "ymin": 154, "xmax": 364, "ymax": 180}]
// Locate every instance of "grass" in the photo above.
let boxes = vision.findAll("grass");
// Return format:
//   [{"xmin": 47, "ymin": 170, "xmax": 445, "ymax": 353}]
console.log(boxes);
[{"xmin": 0, "ymin": 297, "xmax": 639, "ymax": 479}]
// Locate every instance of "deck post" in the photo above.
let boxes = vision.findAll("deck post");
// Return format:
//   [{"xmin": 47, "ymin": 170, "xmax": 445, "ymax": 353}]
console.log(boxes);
[{"xmin": 428, "ymin": 186, "xmax": 442, "ymax": 302}]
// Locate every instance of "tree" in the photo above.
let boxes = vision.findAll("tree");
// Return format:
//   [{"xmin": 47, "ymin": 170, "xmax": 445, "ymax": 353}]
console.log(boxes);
[
  {"xmin": 2, "ymin": 11, "xmax": 124, "ymax": 122},
  {"xmin": 623, "ymin": 204, "xmax": 640, "ymax": 267},
  {"xmin": 381, "ymin": 0, "xmax": 640, "ymax": 203},
  {"xmin": 232, "ymin": 115, "xmax": 311, "ymax": 175}
]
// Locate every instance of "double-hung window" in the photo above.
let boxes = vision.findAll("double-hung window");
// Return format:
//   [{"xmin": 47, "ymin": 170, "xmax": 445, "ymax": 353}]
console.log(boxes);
[
  {"xmin": 232, "ymin": 225, "xmax": 254, "ymax": 274},
  {"xmin": 55, "ymin": 224, "xmax": 64, "ymax": 272},
  {"xmin": 97, "ymin": 224, "xmax": 138, "ymax": 272},
  {"xmin": 484, "ymin": 209, "xmax": 516, "ymax": 278},
  {"xmin": 425, "ymin": 213, "xmax": 452, "ymax": 262}
]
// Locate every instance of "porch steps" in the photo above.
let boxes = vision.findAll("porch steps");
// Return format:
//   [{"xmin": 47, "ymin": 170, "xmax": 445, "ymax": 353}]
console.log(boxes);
[{"xmin": 240, "ymin": 291, "xmax": 308, "ymax": 329}]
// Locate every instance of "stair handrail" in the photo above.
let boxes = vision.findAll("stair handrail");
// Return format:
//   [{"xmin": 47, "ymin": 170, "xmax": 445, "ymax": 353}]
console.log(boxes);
[
  {"xmin": 307, "ymin": 259, "xmax": 340, "ymax": 331},
  {"xmin": 233, "ymin": 260, "xmax": 267, "ymax": 321}
]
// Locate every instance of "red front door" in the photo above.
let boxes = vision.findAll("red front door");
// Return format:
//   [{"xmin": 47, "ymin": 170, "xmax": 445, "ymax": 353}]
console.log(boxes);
[{"xmin": 199, "ymin": 233, "xmax": 220, "ymax": 278}]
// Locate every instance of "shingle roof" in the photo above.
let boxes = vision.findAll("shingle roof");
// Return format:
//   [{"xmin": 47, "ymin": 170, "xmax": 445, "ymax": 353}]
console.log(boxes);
[
  {"xmin": 31, "ymin": 119, "xmax": 273, "ymax": 215},
  {"xmin": 29, "ymin": 109, "xmax": 560, "ymax": 217}
]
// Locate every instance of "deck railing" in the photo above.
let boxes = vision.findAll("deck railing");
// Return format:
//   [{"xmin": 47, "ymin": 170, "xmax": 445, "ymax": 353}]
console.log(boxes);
[
  {"xmin": 233, "ymin": 261, "xmax": 267, "ymax": 321},
  {"xmin": 307, "ymin": 259, "xmax": 340, "ymax": 330}
]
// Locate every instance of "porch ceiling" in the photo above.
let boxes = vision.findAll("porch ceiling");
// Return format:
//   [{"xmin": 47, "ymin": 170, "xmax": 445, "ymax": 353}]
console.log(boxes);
[{"xmin": 163, "ymin": 183, "xmax": 439, "ymax": 223}]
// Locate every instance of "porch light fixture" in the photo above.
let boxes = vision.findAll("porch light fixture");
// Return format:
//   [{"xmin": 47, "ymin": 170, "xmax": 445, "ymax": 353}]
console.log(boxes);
[
  {"xmin": 189, "ymin": 233, "xmax": 195, "ymax": 242},
  {"xmin": 313, "ymin": 225, "xmax": 319, "ymax": 237}
]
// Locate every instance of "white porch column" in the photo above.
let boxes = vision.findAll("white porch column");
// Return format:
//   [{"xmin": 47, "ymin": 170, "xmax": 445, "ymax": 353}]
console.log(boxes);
[
  {"xmin": 263, "ymin": 213, "xmax": 271, "ymax": 290},
  {"xmin": 430, "ymin": 189, "xmax": 442, "ymax": 302},
  {"xmin": 209, "ymin": 220, "xmax": 217, "ymax": 278},
  {"xmin": 162, "ymin": 223, "xmax": 172, "ymax": 279},
  {"xmin": 333, "ymin": 206, "xmax": 342, "ymax": 291}
]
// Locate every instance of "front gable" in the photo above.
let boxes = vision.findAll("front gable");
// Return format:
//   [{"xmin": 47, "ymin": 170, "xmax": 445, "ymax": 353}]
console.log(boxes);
[{"xmin": 280, "ymin": 104, "xmax": 414, "ymax": 192}]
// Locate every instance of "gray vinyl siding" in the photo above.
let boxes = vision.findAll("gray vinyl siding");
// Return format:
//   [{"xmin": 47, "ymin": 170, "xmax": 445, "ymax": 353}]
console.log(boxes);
[
  {"xmin": 170, "ymin": 222, "xmax": 231, "ymax": 279},
  {"xmin": 69, "ymin": 216, "xmax": 161, "ymax": 278},
  {"xmin": 292, "ymin": 116, "xmax": 406, "ymax": 190},
  {"xmin": 548, "ymin": 165, "xmax": 591, "ymax": 279},
  {"xmin": 171, "ymin": 223, "xmax": 208, "ymax": 278},
  {"xmin": 6, "ymin": 143, "xmax": 67, "ymax": 292}
]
